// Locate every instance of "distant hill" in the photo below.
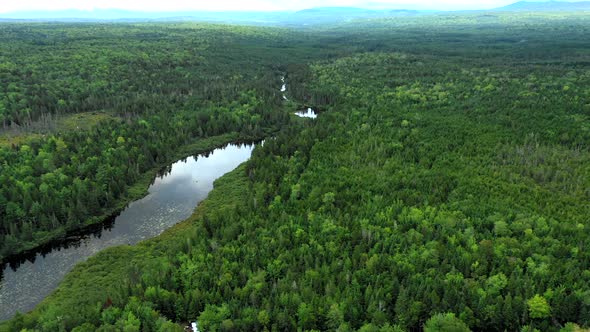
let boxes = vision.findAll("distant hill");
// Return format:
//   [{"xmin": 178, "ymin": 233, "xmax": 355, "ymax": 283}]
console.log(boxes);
[
  {"xmin": 496, "ymin": 1, "xmax": 590, "ymax": 11},
  {"xmin": 296, "ymin": 7, "xmax": 375, "ymax": 14},
  {"xmin": 294, "ymin": 7, "xmax": 424, "ymax": 16},
  {"xmin": 0, "ymin": 9, "xmax": 286, "ymax": 23},
  {"xmin": 3, "ymin": 2, "xmax": 590, "ymax": 23},
  {"xmin": 286, "ymin": 7, "xmax": 425, "ymax": 24},
  {"xmin": 0, "ymin": 9, "xmax": 150, "ymax": 20},
  {"xmin": 0, "ymin": 7, "xmax": 429, "ymax": 25}
]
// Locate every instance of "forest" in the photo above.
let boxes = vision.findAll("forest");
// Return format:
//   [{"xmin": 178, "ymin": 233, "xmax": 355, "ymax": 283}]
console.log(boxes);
[
  {"xmin": 1, "ymin": 11, "xmax": 590, "ymax": 332},
  {"xmin": 0, "ymin": 23, "xmax": 318, "ymax": 259}
]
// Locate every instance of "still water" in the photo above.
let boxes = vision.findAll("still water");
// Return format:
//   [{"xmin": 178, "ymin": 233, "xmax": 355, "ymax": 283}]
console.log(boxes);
[
  {"xmin": 280, "ymin": 76, "xmax": 317, "ymax": 119},
  {"xmin": 295, "ymin": 108, "xmax": 318, "ymax": 118},
  {"xmin": 0, "ymin": 143, "xmax": 257, "ymax": 321}
]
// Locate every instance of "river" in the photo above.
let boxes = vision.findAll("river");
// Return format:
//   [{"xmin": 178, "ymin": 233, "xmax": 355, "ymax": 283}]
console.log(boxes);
[
  {"xmin": 295, "ymin": 108, "xmax": 318, "ymax": 119},
  {"xmin": 0, "ymin": 142, "xmax": 258, "ymax": 321},
  {"xmin": 281, "ymin": 76, "xmax": 317, "ymax": 119}
]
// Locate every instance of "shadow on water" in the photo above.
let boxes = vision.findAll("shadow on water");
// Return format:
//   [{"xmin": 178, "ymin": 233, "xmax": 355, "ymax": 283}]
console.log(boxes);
[
  {"xmin": 3, "ymin": 216, "xmax": 118, "ymax": 272},
  {"xmin": 2, "ymin": 140, "xmax": 262, "ymax": 273},
  {"xmin": 0, "ymin": 140, "xmax": 261, "ymax": 321}
]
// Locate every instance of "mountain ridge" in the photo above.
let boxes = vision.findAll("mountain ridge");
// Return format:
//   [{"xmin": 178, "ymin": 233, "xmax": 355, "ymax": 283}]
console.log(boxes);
[
  {"xmin": 0, "ymin": 7, "xmax": 428, "ymax": 24},
  {"xmin": 2, "ymin": 2, "xmax": 590, "ymax": 22},
  {"xmin": 496, "ymin": 0, "xmax": 590, "ymax": 11}
]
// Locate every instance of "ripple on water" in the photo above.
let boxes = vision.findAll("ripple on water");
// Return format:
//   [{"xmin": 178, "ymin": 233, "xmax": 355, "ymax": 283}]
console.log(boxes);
[{"xmin": 0, "ymin": 142, "xmax": 259, "ymax": 321}]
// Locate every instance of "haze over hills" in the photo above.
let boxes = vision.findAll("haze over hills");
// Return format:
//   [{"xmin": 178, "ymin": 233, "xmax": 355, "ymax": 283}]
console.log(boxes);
[
  {"xmin": 0, "ymin": 1, "xmax": 589, "ymax": 23},
  {"xmin": 1, "ymin": 0, "xmax": 590, "ymax": 329},
  {"xmin": 0, "ymin": 7, "xmax": 430, "ymax": 24},
  {"xmin": 0, "ymin": 9, "xmax": 290, "ymax": 23},
  {"xmin": 496, "ymin": 0, "xmax": 590, "ymax": 11}
]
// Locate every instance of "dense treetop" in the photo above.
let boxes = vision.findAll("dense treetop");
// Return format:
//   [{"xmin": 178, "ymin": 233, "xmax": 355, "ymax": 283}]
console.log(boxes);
[
  {"xmin": 1, "ymin": 12, "xmax": 590, "ymax": 332},
  {"xmin": 0, "ymin": 22, "xmax": 316, "ymax": 259}
]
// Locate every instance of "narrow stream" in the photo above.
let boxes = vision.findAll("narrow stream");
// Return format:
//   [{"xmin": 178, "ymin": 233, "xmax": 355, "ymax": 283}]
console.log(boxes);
[
  {"xmin": 281, "ymin": 76, "xmax": 317, "ymax": 118},
  {"xmin": 0, "ymin": 143, "xmax": 258, "ymax": 321},
  {"xmin": 281, "ymin": 77, "xmax": 288, "ymax": 100}
]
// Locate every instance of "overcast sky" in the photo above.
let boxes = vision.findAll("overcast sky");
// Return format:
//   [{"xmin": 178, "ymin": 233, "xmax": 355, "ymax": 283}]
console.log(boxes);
[{"xmin": 0, "ymin": 0, "xmax": 539, "ymax": 13}]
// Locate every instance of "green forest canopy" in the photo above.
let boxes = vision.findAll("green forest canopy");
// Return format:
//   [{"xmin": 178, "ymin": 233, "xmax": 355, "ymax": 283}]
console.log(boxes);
[{"xmin": 1, "ymin": 11, "xmax": 590, "ymax": 332}]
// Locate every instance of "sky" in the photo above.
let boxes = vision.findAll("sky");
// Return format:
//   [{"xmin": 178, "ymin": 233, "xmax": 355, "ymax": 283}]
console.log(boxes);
[{"xmin": 0, "ymin": 0, "xmax": 524, "ymax": 13}]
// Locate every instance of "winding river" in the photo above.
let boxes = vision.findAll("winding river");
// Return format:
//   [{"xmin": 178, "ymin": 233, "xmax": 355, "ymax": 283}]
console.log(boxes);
[{"xmin": 0, "ymin": 143, "xmax": 258, "ymax": 321}]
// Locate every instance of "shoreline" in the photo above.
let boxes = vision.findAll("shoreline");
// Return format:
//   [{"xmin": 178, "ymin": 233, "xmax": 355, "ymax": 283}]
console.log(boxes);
[{"xmin": 0, "ymin": 131, "xmax": 268, "ymax": 269}]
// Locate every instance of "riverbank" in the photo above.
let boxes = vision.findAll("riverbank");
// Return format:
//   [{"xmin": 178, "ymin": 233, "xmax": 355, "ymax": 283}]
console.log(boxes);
[
  {"xmin": 1, "ymin": 152, "xmax": 253, "ymax": 330},
  {"xmin": 0, "ymin": 131, "xmax": 266, "ymax": 267}
]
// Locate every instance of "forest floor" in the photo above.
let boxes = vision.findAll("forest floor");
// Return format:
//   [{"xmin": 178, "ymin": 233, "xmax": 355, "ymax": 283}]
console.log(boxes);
[{"xmin": 0, "ymin": 111, "xmax": 115, "ymax": 147}]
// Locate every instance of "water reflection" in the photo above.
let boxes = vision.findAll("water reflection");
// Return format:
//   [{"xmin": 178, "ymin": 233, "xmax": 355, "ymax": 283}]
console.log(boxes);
[
  {"xmin": 295, "ymin": 108, "xmax": 318, "ymax": 119},
  {"xmin": 281, "ymin": 76, "xmax": 288, "ymax": 100},
  {"xmin": 0, "ymin": 142, "xmax": 258, "ymax": 321}
]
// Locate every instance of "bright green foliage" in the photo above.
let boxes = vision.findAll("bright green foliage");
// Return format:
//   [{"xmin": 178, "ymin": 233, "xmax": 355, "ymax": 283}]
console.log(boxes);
[
  {"xmin": 2, "ymin": 11, "xmax": 590, "ymax": 332},
  {"xmin": 486, "ymin": 273, "xmax": 508, "ymax": 296},
  {"xmin": 71, "ymin": 324, "xmax": 95, "ymax": 332},
  {"xmin": 528, "ymin": 295, "xmax": 551, "ymax": 319},
  {"xmin": 424, "ymin": 313, "xmax": 471, "ymax": 332},
  {"xmin": 198, "ymin": 304, "xmax": 230, "ymax": 332},
  {"xmin": 0, "ymin": 23, "xmax": 303, "ymax": 259},
  {"xmin": 560, "ymin": 323, "xmax": 590, "ymax": 332}
]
